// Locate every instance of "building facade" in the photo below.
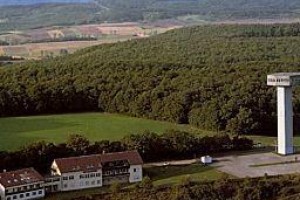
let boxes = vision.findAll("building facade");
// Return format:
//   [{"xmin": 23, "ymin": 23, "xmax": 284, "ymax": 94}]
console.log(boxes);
[
  {"xmin": 0, "ymin": 168, "xmax": 45, "ymax": 200},
  {"xmin": 51, "ymin": 155, "xmax": 103, "ymax": 191},
  {"xmin": 51, "ymin": 151, "xmax": 143, "ymax": 191},
  {"xmin": 0, "ymin": 151, "xmax": 143, "ymax": 199}
]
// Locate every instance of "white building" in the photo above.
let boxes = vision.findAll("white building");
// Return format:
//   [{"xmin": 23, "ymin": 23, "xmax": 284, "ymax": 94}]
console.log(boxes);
[
  {"xmin": 50, "ymin": 151, "xmax": 143, "ymax": 192},
  {"xmin": 51, "ymin": 154, "xmax": 103, "ymax": 192},
  {"xmin": 0, "ymin": 168, "xmax": 45, "ymax": 200}
]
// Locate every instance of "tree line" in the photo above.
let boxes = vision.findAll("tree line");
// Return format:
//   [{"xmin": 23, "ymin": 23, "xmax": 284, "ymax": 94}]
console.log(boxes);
[{"xmin": 0, "ymin": 130, "xmax": 253, "ymax": 174}]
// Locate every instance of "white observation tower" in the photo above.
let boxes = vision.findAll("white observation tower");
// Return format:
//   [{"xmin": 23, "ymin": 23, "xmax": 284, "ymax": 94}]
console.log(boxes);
[{"xmin": 267, "ymin": 72, "xmax": 300, "ymax": 155}]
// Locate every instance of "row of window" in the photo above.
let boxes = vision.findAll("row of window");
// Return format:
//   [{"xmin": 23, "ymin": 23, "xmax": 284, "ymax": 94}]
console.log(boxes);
[
  {"xmin": 6, "ymin": 190, "xmax": 43, "ymax": 200},
  {"xmin": 62, "ymin": 172, "xmax": 102, "ymax": 181},
  {"xmin": 268, "ymin": 78, "xmax": 290, "ymax": 83},
  {"xmin": 45, "ymin": 177, "xmax": 61, "ymax": 183},
  {"xmin": 79, "ymin": 172, "xmax": 101, "ymax": 179},
  {"xmin": 5, "ymin": 184, "xmax": 41, "ymax": 194},
  {"xmin": 62, "ymin": 176, "xmax": 74, "ymax": 180},
  {"xmin": 63, "ymin": 180, "xmax": 102, "ymax": 188},
  {"xmin": 103, "ymin": 168, "xmax": 128, "ymax": 176}
]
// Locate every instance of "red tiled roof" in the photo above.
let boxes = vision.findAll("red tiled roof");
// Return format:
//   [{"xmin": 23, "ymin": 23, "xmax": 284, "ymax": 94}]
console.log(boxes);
[
  {"xmin": 100, "ymin": 151, "xmax": 143, "ymax": 165},
  {"xmin": 54, "ymin": 151, "xmax": 143, "ymax": 174},
  {"xmin": 54, "ymin": 154, "xmax": 102, "ymax": 174},
  {"xmin": 0, "ymin": 168, "xmax": 44, "ymax": 188}
]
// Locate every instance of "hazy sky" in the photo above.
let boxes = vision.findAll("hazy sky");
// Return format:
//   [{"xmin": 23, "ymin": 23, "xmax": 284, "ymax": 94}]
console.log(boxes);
[{"xmin": 0, "ymin": 0, "xmax": 91, "ymax": 6}]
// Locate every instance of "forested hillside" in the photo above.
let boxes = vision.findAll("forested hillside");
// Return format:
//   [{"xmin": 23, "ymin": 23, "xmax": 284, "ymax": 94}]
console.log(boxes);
[
  {"xmin": 95, "ymin": 0, "xmax": 300, "ymax": 21},
  {"xmin": 1, "ymin": 0, "xmax": 300, "ymax": 32},
  {"xmin": 2, "ymin": 24, "xmax": 300, "ymax": 135}
]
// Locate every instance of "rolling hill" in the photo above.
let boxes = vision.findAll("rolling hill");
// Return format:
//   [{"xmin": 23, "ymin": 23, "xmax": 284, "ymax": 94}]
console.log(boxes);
[{"xmin": 0, "ymin": 0, "xmax": 300, "ymax": 33}]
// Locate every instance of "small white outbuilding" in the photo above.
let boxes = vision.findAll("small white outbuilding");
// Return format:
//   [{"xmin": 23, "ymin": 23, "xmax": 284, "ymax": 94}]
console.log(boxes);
[{"xmin": 201, "ymin": 155, "xmax": 213, "ymax": 164}]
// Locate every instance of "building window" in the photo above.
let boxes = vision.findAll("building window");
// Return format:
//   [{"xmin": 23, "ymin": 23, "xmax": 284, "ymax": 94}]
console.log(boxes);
[
  {"xmin": 32, "ymin": 192, "xmax": 36, "ymax": 196},
  {"xmin": 69, "ymin": 175, "xmax": 74, "ymax": 180},
  {"xmin": 96, "ymin": 173, "xmax": 101, "ymax": 177},
  {"xmin": 20, "ymin": 194, "xmax": 24, "ymax": 198},
  {"xmin": 133, "ymin": 168, "xmax": 137, "ymax": 172},
  {"xmin": 63, "ymin": 176, "xmax": 68, "ymax": 180},
  {"xmin": 97, "ymin": 180, "xmax": 101, "ymax": 185},
  {"xmin": 26, "ymin": 193, "xmax": 30, "ymax": 197},
  {"xmin": 13, "ymin": 195, "xmax": 17, "ymax": 200},
  {"xmin": 63, "ymin": 184, "xmax": 68, "ymax": 188},
  {"xmin": 6, "ymin": 197, "xmax": 11, "ymax": 200},
  {"xmin": 91, "ymin": 180, "xmax": 95, "ymax": 185},
  {"xmin": 90, "ymin": 173, "xmax": 95, "ymax": 177},
  {"xmin": 38, "ymin": 190, "xmax": 42, "ymax": 194}
]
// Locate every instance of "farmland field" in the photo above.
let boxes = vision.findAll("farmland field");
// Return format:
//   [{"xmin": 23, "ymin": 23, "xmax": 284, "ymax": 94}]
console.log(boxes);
[
  {"xmin": 0, "ymin": 47, "xmax": 4, "ymax": 55},
  {"xmin": 0, "ymin": 113, "xmax": 205, "ymax": 151},
  {"xmin": 0, "ymin": 22, "xmax": 180, "ymax": 59},
  {"xmin": 0, "ymin": 37, "xmax": 131, "ymax": 58}
]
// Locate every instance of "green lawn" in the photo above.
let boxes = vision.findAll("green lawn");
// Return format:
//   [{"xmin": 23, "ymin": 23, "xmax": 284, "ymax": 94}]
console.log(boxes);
[
  {"xmin": 144, "ymin": 164, "xmax": 226, "ymax": 186},
  {"xmin": 249, "ymin": 135, "xmax": 300, "ymax": 147},
  {"xmin": 0, "ymin": 111, "xmax": 292, "ymax": 152},
  {"xmin": 0, "ymin": 112, "xmax": 208, "ymax": 151}
]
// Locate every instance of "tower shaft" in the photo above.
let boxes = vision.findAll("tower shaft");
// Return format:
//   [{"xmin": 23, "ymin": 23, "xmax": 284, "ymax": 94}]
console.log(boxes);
[{"xmin": 277, "ymin": 86, "xmax": 293, "ymax": 155}]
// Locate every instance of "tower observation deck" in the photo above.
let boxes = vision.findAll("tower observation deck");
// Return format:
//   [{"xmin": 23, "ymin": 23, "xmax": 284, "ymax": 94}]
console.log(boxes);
[{"xmin": 267, "ymin": 72, "xmax": 300, "ymax": 155}]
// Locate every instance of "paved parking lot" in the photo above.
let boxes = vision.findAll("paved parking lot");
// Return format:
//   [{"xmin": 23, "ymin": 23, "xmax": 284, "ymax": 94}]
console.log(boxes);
[{"xmin": 213, "ymin": 152, "xmax": 300, "ymax": 178}]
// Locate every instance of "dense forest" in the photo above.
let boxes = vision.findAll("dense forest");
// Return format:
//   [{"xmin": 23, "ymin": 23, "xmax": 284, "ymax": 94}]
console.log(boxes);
[{"xmin": 2, "ymin": 24, "xmax": 300, "ymax": 135}]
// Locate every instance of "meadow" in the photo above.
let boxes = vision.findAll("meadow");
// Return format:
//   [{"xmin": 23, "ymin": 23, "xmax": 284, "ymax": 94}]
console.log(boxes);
[
  {"xmin": 144, "ymin": 164, "xmax": 226, "ymax": 186},
  {"xmin": 1, "ymin": 111, "xmax": 299, "ymax": 152},
  {"xmin": 0, "ymin": 112, "xmax": 205, "ymax": 151}
]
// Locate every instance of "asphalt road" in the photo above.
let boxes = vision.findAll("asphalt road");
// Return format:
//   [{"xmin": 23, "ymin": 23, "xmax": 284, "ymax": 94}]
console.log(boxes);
[{"xmin": 213, "ymin": 152, "xmax": 300, "ymax": 178}]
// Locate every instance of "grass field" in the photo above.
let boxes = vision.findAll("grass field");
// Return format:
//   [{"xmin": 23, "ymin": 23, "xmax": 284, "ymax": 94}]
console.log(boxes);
[
  {"xmin": 144, "ymin": 164, "xmax": 226, "ymax": 186},
  {"xmin": 0, "ymin": 112, "xmax": 207, "ymax": 151},
  {"xmin": 249, "ymin": 135, "xmax": 300, "ymax": 147},
  {"xmin": 0, "ymin": 111, "xmax": 293, "ymax": 152}
]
